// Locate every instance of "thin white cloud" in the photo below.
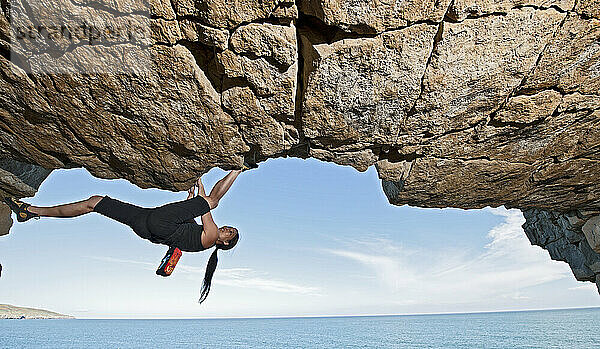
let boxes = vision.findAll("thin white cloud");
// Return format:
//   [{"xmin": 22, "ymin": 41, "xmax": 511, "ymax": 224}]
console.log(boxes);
[
  {"xmin": 89, "ymin": 256, "xmax": 320, "ymax": 296},
  {"xmin": 323, "ymin": 249, "xmax": 418, "ymax": 290},
  {"xmin": 568, "ymin": 284, "xmax": 598, "ymax": 291},
  {"xmin": 90, "ymin": 256, "xmax": 156, "ymax": 271},
  {"xmin": 501, "ymin": 292, "xmax": 531, "ymax": 301},
  {"xmin": 323, "ymin": 207, "xmax": 572, "ymax": 306},
  {"xmin": 213, "ymin": 269, "xmax": 321, "ymax": 296}
]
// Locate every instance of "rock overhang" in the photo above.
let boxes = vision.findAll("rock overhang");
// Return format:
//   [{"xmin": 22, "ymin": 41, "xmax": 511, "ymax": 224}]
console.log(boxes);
[{"xmin": 0, "ymin": 0, "xmax": 599, "ymax": 291}]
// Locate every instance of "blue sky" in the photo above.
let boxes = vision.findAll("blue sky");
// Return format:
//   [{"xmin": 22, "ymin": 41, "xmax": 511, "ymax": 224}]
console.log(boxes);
[{"xmin": 1, "ymin": 158, "xmax": 599, "ymax": 318}]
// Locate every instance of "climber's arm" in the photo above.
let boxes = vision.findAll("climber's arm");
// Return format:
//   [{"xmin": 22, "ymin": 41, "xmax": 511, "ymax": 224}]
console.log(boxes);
[
  {"xmin": 200, "ymin": 210, "xmax": 219, "ymax": 247},
  {"xmin": 198, "ymin": 170, "xmax": 241, "ymax": 209}
]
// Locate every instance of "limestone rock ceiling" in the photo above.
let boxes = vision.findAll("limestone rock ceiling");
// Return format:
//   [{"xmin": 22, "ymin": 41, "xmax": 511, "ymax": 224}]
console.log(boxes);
[{"xmin": 0, "ymin": 0, "xmax": 599, "ymax": 290}]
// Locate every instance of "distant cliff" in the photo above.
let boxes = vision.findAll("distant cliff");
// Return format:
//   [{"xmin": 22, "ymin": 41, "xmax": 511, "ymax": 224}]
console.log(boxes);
[{"xmin": 0, "ymin": 304, "xmax": 74, "ymax": 319}]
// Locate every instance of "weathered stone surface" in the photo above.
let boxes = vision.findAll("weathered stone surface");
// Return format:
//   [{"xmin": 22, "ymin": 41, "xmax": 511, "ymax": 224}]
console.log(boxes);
[
  {"xmin": 222, "ymin": 85, "xmax": 295, "ymax": 157},
  {"xmin": 448, "ymin": 0, "xmax": 574, "ymax": 21},
  {"xmin": 576, "ymin": 0, "xmax": 600, "ymax": 19},
  {"xmin": 308, "ymin": 148, "xmax": 377, "ymax": 172},
  {"xmin": 230, "ymin": 23, "xmax": 297, "ymax": 67},
  {"xmin": 148, "ymin": 0, "xmax": 177, "ymax": 20},
  {"xmin": 218, "ymin": 23, "xmax": 298, "ymax": 157},
  {"xmin": 218, "ymin": 24, "xmax": 297, "ymax": 102},
  {"xmin": 151, "ymin": 19, "xmax": 183, "ymax": 45},
  {"xmin": 376, "ymin": 9, "xmax": 600, "ymax": 213},
  {"xmin": 71, "ymin": 0, "xmax": 171, "ymax": 17},
  {"xmin": 523, "ymin": 13, "xmax": 600, "ymax": 95},
  {"xmin": 0, "ymin": 158, "xmax": 51, "ymax": 236},
  {"xmin": 9, "ymin": 0, "xmax": 155, "ymax": 54},
  {"xmin": 0, "ymin": 158, "xmax": 52, "ymax": 198},
  {"xmin": 494, "ymin": 90, "xmax": 562, "ymax": 124},
  {"xmin": 300, "ymin": 0, "xmax": 452, "ymax": 34},
  {"xmin": 0, "ymin": 203, "xmax": 13, "ymax": 237},
  {"xmin": 171, "ymin": 0, "xmax": 281, "ymax": 28},
  {"xmin": 408, "ymin": 8, "xmax": 565, "ymax": 136},
  {"xmin": 496, "ymin": 93, "xmax": 600, "ymax": 165},
  {"xmin": 273, "ymin": 2, "xmax": 298, "ymax": 20},
  {"xmin": 302, "ymin": 23, "xmax": 438, "ymax": 168},
  {"xmin": 179, "ymin": 20, "xmax": 229, "ymax": 50},
  {"xmin": 3, "ymin": 0, "xmax": 298, "ymax": 183},
  {"xmin": 0, "ymin": 11, "xmax": 8, "ymax": 47},
  {"xmin": 582, "ymin": 217, "xmax": 600, "ymax": 253},
  {"xmin": 1, "ymin": 45, "xmax": 247, "ymax": 190},
  {"xmin": 566, "ymin": 212, "xmax": 586, "ymax": 228},
  {"xmin": 384, "ymin": 158, "xmax": 532, "ymax": 209},
  {"xmin": 375, "ymin": 160, "xmax": 412, "ymax": 183},
  {"xmin": 523, "ymin": 209, "xmax": 599, "ymax": 282}
]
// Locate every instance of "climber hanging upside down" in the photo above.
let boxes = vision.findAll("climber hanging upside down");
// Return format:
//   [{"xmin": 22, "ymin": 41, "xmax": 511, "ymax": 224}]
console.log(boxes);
[{"xmin": 3, "ymin": 164, "xmax": 256, "ymax": 303}]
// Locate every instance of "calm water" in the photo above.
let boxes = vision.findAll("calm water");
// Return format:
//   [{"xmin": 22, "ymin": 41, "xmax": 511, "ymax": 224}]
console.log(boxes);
[{"xmin": 2, "ymin": 308, "xmax": 600, "ymax": 348}]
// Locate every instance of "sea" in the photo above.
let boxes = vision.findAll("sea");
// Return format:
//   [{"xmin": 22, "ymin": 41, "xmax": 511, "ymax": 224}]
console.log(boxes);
[{"xmin": 2, "ymin": 308, "xmax": 599, "ymax": 348}]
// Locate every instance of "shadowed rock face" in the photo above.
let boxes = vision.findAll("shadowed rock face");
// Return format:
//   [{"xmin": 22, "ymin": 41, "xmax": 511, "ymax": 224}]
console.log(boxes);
[
  {"xmin": 0, "ymin": 0, "xmax": 599, "ymax": 291},
  {"xmin": 523, "ymin": 209, "xmax": 600, "ymax": 293},
  {"xmin": 0, "ymin": 158, "xmax": 50, "ymax": 235},
  {"xmin": 0, "ymin": 203, "xmax": 12, "ymax": 236}
]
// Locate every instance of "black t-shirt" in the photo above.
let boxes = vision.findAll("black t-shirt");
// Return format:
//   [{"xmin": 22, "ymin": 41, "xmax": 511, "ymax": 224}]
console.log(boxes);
[{"xmin": 164, "ymin": 221, "xmax": 210, "ymax": 252}]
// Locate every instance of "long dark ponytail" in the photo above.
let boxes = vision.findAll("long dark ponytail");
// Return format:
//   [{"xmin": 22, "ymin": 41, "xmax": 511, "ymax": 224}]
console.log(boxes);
[{"xmin": 198, "ymin": 229, "xmax": 239, "ymax": 304}]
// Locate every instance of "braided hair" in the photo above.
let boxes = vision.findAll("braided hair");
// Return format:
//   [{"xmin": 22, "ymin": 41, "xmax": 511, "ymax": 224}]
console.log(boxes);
[{"xmin": 198, "ymin": 228, "xmax": 239, "ymax": 304}]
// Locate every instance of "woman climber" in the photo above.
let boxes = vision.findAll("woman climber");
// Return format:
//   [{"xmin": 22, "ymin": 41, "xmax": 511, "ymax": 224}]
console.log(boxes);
[{"xmin": 3, "ymin": 166, "xmax": 255, "ymax": 304}]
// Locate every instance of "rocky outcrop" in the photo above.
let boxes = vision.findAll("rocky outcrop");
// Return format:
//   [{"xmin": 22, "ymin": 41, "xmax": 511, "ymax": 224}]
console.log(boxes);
[
  {"xmin": 0, "ymin": 158, "xmax": 50, "ymax": 235},
  {"xmin": 380, "ymin": 92, "xmax": 600, "ymax": 211},
  {"xmin": 0, "ymin": 158, "xmax": 51, "ymax": 198},
  {"xmin": 583, "ymin": 217, "xmax": 600, "ymax": 254},
  {"xmin": 523, "ymin": 209, "xmax": 600, "ymax": 293},
  {"xmin": 0, "ymin": 0, "xmax": 599, "ymax": 291},
  {"xmin": 0, "ymin": 202, "xmax": 12, "ymax": 236}
]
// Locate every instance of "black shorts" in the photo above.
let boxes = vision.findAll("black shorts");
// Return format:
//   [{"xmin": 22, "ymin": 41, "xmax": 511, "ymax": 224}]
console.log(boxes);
[
  {"xmin": 93, "ymin": 196, "xmax": 210, "ymax": 251},
  {"xmin": 93, "ymin": 196, "xmax": 152, "ymax": 240}
]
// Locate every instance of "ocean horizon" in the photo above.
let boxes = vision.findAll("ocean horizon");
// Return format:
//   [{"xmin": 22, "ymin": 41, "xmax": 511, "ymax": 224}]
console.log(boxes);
[
  {"xmin": 51, "ymin": 305, "xmax": 600, "ymax": 320},
  {"xmin": 3, "ymin": 307, "xmax": 600, "ymax": 348}
]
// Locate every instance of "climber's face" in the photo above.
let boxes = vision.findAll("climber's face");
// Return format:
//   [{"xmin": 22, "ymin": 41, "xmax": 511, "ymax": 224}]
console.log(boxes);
[{"xmin": 217, "ymin": 226, "xmax": 238, "ymax": 247}]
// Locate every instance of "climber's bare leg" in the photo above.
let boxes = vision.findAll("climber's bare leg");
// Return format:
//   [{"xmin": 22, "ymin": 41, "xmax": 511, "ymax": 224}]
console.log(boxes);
[{"xmin": 27, "ymin": 196, "xmax": 104, "ymax": 217}]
